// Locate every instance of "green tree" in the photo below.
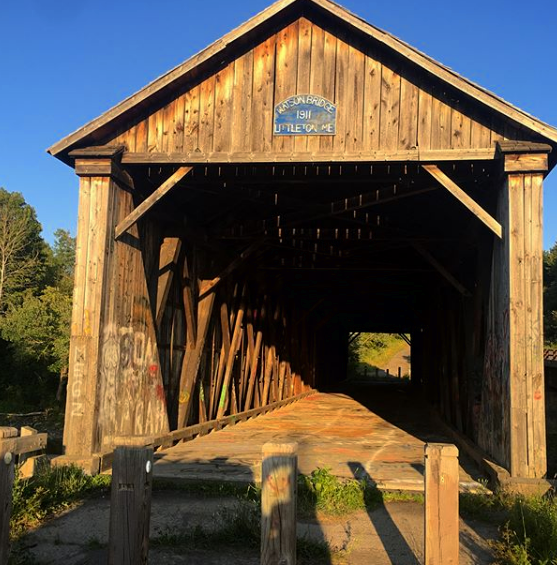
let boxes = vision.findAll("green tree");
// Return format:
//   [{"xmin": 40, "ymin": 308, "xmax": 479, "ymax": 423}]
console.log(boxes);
[
  {"xmin": 544, "ymin": 241, "xmax": 557, "ymax": 346},
  {"xmin": 0, "ymin": 188, "xmax": 47, "ymax": 310},
  {"xmin": 50, "ymin": 228, "xmax": 75, "ymax": 294}
]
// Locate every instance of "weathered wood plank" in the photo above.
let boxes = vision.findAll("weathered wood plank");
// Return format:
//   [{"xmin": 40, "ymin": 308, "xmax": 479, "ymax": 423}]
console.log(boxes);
[
  {"xmin": 252, "ymin": 35, "xmax": 276, "ymax": 153},
  {"xmin": 307, "ymin": 23, "xmax": 325, "ymax": 155},
  {"xmin": 424, "ymin": 443, "xmax": 459, "ymax": 565},
  {"xmin": 213, "ymin": 63, "xmax": 234, "ymax": 153},
  {"xmin": 261, "ymin": 443, "xmax": 297, "ymax": 565},
  {"xmin": 363, "ymin": 48, "xmax": 381, "ymax": 152},
  {"xmin": 274, "ymin": 20, "xmax": 299, "ymax": 154},
  {"xmin": 294, "ymin": 18, "xmax": 312, "ymax": 154},
  {"xmin": 121, "ymin": 148, "xmax": 498, "ymax": 164},
  {"xmin": 399, "ymin": 74, "xmax": 419, "ymax": 150},
  {"xmin": 108, "ymin": 447, "xmax": 153, "ymax": 565},
  {"xmin": 231, "ymin": 50, "xmax": 254, "ymax": 152},
  {"xmin": 379, "ymin": 64, "xmax": 401, "ymax": 151}
]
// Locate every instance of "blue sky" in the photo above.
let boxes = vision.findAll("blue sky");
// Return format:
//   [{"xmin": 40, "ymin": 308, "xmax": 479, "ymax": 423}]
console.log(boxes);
[{"xmin": 1, "ymin": 0, "xmax": 556, "ymax": 248}]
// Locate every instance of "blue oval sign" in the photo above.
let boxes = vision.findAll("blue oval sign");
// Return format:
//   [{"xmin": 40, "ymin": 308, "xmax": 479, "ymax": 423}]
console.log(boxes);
[{"xmin": 274, "ymin": 95, "xmax": 337, "ymax": 136}]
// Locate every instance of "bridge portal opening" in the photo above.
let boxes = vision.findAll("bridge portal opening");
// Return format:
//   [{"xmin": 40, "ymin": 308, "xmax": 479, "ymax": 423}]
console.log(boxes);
[{"xmin": 347, "ymin": 332, "xmax": 411, "ymax": 382}]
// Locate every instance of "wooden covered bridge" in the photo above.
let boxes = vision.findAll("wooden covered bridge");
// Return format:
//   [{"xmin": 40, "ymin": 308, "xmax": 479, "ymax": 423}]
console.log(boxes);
[{"xmin": 49, "ymin": 0, "xmax": 557, "ymax": 482}]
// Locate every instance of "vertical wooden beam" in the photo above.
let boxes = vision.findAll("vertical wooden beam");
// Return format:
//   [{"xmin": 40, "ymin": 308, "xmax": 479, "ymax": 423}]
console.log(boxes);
[
  {"xmin": 62, "ymin": 153, "xmax": 169, "ymax": 467},
  {"xmin": 63, "ymin": 164, "xmax": 119, "ymax": 464},
  {"xmin": 0, "ymin": 451, "xmax": 15, "ymax": 564},
  {"xmin": 261, "ymin": 443, "xmax": 298, "ymax": 565},
  {"xmin": 479, "ymin": 144, "xmax": 549, "ymax": 478},
  {"xmin": 108, "ymin": 447, "xmax": 154, "ymax": 565},
  {"xmin": 424, "ymin": 443, "xmax": 459, "ymax": 565}
]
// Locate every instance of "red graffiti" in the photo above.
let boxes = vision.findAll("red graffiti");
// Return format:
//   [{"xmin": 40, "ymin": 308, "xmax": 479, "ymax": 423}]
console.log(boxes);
[
  {"xmin": 266, "ymin": 473, "xmax": 290, "ymax": 496},
  {"xmin": 534, "ymin": 390, "xmax": 542, "ymax": 401}
]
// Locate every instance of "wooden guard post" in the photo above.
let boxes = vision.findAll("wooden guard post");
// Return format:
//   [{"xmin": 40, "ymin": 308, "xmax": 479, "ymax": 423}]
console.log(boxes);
[
  {"xmin": 108, "ymin": 447, "xmax": 154, "ymax": 565},
  {"xmin": 424, "ymin": 443, "xmax": 459, "ymax": 565},
  {"xmin": 0, "ymin": 451, "xmax": 15, "ymax": 564},
  {"xmin": 261, "ymin": 442, "xmax": 298, "ymax": 565}
]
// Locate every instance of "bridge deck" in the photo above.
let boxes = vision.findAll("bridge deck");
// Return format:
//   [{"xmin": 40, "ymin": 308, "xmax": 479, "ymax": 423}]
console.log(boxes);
[{"xmin": 155, "ymin": 382, "xmax": 485, "ymax": 491}]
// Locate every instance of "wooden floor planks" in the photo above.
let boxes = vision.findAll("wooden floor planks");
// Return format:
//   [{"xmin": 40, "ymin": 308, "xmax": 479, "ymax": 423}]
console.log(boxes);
[{"xmin": 155, "ymin": 383, "xmax": 484, "ymax": 491}]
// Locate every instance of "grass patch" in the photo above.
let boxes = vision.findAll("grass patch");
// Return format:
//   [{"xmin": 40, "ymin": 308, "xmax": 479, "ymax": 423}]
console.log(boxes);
[
  {"xmin": 153, "ymin": 477, "xmax": 260, "ymax": 502},
  {"xmin": 10, "ymin": 464, "xmax": 110, "ymax": 538},
  {"xmin": 298, "ymin": 466, "xmax": 421, "ymax": 516},
  {"xmin": 459, "ymin": 489, "xmax": 513, "ymax": 523},
  {"xmin": 491, "ymin": 494, "xmax": 557, "ymax": 564}
]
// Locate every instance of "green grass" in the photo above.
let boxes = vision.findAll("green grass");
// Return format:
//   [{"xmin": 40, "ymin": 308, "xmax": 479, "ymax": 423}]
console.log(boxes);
[
  {"xmin": 348, "ymin": 332, "xmax": 409, "ymax": 378},
  {"xmin": 297, "ymin": 466, "xmax": 422, "ymax": 517},
  {"xmin": 10, "ymin": 464, "xmax": 110, "ymax": 538},
  {"xmin": 153, "ymin": 477, "xmax": 261, "ymax": 501},
  {"xmin": 490, "ymin": 494, "xmax": 557, "ymax": 565}
]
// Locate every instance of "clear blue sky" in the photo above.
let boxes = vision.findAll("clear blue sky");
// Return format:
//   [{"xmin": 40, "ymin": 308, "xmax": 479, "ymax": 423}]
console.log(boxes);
[{"xmin": 1, "ymin": 0, "xmax": 556, "ymax": 248}]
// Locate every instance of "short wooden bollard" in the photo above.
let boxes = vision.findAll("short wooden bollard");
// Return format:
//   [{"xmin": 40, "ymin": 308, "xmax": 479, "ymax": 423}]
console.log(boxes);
[
  {"xmin": 108, "ymin": 447, "xmax": 154, "ymax": 565},
  {"xmin": 261, "ymin": 442, "xmax": 298, "ymax": 565},
  {"xmin": 424, "ymin": 443, "xmax": 459, "ymax": 565},
  {"xmin": 0, "ymin": 451, "xmax": 15, "ymax": 564}
]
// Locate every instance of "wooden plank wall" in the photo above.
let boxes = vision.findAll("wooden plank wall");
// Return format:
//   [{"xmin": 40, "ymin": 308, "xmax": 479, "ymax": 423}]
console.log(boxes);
[
  {"xmin": 95, "ymin": 192, "xmax": 170, "ymax": 451},
  {"xmin": 111, "ymin": 17, "xmax": 526, "ymax": 160}
]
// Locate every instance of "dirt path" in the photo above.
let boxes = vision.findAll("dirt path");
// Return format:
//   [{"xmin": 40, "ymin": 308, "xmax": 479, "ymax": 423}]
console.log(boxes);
[
  {"xmin": 383, "ymin": 343, "xmax": 411, "ymax": 377},
  {"xmin": 17, "ymin": 491, "xmax": 497, "ymax": 565}
]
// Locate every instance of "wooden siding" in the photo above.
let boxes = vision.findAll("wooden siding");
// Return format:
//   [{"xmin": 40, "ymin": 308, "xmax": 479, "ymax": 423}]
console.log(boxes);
[
  {"xmin": 111, "ymin": 17, "xmax": 528, "ymax": 160},
  {"xmin": 64, "ymin": 173, "xmax": 169, "ymax": 457}
]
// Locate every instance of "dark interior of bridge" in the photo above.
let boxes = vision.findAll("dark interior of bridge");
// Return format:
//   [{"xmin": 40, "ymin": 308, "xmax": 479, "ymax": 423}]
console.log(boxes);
[{"xmin": 128, "ymin": 161, "xmax": 496, "ymax": 442}]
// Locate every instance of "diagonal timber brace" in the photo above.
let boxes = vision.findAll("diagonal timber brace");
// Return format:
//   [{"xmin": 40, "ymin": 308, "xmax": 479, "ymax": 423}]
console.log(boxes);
[
  {"xmin": 422, "ymin": 164, "xmax": 502, "ymax": 238},
  {"xmin": 199, "ymin": 239, "xmax": 267, "ymax": 299},
  {"xmin": 412, "ymin": 242, "xmax": 471, "ymax": 297},
  {"xmin": 115, "ymin": 166, "xmax": 193, "ymax": 240}
]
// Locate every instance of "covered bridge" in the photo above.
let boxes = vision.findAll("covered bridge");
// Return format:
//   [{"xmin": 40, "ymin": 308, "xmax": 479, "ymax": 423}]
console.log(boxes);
[{"xmin": 49, "ymin": 0, "xmax": 557, "ymax": 481}]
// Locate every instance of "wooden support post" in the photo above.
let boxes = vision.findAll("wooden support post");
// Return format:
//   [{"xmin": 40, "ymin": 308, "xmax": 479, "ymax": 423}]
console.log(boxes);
[
  {"xmin": 0, "ymin": 451, "xmax": 15, "ymax": 564},
  {"xmin": 61, "ymin": 151, "xmax": 169, "ymax": 468},
  {"xmin": 261, "ymin": 443, "xmax": 298, "ymax": 565},
  {"xmin": 108, "ymin": 447, "xmax": 154, "ymax": 565},
  {"xmin": 424, "ymin": 443, "xmax": 459, "ymax": 565},
  {"xmin": 478, "ymin": 143, "xmax": 550, "ymax": 479}
]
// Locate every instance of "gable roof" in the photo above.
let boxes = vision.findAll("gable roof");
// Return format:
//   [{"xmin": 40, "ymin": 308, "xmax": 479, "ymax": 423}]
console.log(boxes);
[{"xmin": 48, "ymin": 0, "xmax": 557, "ymax": 163}]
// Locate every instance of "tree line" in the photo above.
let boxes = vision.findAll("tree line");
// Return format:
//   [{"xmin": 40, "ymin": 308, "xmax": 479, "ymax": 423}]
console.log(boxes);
[
  {"xmin": 0, "ymin": 187, "xmax": 74, "ymax": 411},
  {"xmin": 0, "ymin": 186, "xmax": 555, "ymax": 411}
]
